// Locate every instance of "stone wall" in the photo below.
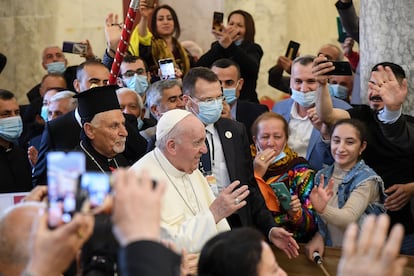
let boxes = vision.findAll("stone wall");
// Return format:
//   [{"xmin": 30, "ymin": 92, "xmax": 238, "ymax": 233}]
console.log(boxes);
[
  {"xmin": 0, "ymin": 0, "xmax": 122, "ymax": 103},
  {"xmin": 360, "ymin": 0, "xmax": 414, "ymax": 115}
]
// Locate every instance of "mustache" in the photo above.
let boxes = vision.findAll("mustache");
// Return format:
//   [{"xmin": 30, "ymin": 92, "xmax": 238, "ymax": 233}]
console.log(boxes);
[{"xmin": 369, "ymin": 95, "xmax": 382, "ymax": 101}]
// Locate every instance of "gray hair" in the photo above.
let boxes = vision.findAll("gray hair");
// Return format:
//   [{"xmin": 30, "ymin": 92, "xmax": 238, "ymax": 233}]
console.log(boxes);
[
  {"xmin": 116, "ymin": 87, "xmax": 144, "ymax": 109},
  {"xmin": 292, "ymin": 55, "xmax": 316, "ymax": 67},
  {"xmin": 146, "ymin": 79, "xmax": 182, "ymax": 109},
  {"xmin": 49, "ymin": 90, "xmax": 77, "ymax": 110}
]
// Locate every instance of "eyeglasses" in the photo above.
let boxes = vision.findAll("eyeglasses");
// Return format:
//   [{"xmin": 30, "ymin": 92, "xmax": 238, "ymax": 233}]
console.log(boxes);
[
  {"xmin": 122, "ymin": 68, "xmax": 146, "ymax": 78},
  {"xmin": 191, "ymin": 95, "xmax": 224, "ymax": 104}
]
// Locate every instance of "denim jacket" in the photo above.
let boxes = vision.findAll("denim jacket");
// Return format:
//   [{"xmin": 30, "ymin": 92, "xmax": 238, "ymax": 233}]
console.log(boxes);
[{"xmin": 315, "ymin": 160, "xmax": 386, "ymax": 246}]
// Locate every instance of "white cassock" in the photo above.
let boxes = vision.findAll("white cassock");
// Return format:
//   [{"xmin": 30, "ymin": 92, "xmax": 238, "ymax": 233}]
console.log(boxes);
[{"xmin": 129, "ymin": 147, "xmax": 230, "ymax": 253}]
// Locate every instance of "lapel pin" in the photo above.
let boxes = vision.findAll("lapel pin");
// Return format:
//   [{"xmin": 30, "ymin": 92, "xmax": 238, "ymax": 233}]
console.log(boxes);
[{"xmin": 225, "ymin": 131, "xmax": 232, "ymax": 139}]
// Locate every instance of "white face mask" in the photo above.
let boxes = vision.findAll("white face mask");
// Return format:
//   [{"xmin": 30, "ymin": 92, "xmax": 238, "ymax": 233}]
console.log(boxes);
[{"xmin": 290, "ymin": 88, "xmax": 316, "ymax": 108}]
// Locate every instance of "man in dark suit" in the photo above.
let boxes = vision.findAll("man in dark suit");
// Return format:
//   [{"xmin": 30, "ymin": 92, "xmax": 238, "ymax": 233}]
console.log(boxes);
[
  {"xmin": 32, "ymin": 60, "xmax": 147, "ymax": 186},
  {"xmin": 210, "ymin": 58, "xmax": 268, "ymax": 143},
  {"xmin": 183, "ymin": 67, "xmax": 299, "ymax": 258}
]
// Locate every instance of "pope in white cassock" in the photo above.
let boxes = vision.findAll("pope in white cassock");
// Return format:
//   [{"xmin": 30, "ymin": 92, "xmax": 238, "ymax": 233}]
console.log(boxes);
[{"xmin": 129, "ymin": 109, "xmax": 250, "ymax": 253}]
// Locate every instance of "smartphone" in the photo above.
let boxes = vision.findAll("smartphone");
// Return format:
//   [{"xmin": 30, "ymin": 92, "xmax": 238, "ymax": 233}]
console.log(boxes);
[
  {"xmin": 270, "ymin": 182, "xmax": 291, "ymax": 211},
  {"xmin": 212, "ymin": 11, "xmax": 224, "ymax": 32},
  {"xmin": 323, "ymin": 61, "xmax": 353, "ymax": 75},
  {"xmin": 285, "ymin": 40, "xmax": 300, "ymax": 60},
  {"xmin": 336, "ymin": 17, "xmax": 348, "ymax": 43},
  {"xmin": 47, "ymin": 151, "xmax": 85, "ymax": 228},
  {"xmin": 62, "ymin": 41, "xmax": 87, "ymax": 55},
  {"xmin": 158, "ymin": 58, "xmax": 176, "ymax": 79},
  {"xmin": 146, "ymin": 0, "xmax": 154, "ymax": 8},
  {"xmin": 78, "ymin": 172, "xmax": 111, "ymax": 210}
]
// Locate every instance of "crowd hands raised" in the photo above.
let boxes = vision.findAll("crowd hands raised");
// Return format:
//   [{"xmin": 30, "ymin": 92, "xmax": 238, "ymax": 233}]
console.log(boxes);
[
  {"xmin": 1, "ymin": 0, "xmax": 414, "ymax": 275},
  {"xmin": 0, "ymin": 169, "xmax": 405, "ymax": 276}
]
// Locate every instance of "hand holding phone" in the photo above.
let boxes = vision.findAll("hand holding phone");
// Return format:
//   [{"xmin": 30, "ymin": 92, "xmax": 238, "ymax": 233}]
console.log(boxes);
[
  {"xmin": 322, "ymin": 61, "xmax": 353, "ymax": 75},
  {"xmin": 270, "ymin": 182, "xmax": 291, "ymax": 211}
]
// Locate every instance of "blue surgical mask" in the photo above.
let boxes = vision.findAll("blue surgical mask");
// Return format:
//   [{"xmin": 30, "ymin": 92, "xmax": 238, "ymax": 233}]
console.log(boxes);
[
  {"xmin": 40, "ymin": 105, "xmax": 49, "ymax": 122},
  {"xmin": 137, "ymin": 117, "xmax": 144, "ymax": 130},
  {"xmin": 223, "ymin": 87, "xmax": 237, "ymax": 105},
  {"xmin": 290, "ymin": 88, "xmax": 316, "ymax": 108},
  {"xmin": 0, "ymin": 116, "xmax": 23, "ymax": 142},
  {"xmin": 234, "ymin": 39, "xmax": 243, "ymax": 46},
  {"xmin": 256, "ymin": 143, "xmax": 286, "ymax": 164},
  {"xmin": 329, "ymin": 84, "xmax": 348, "ymax": 101},
  {"xmin": 272, "ymin": 150, "xmax": 286, "ymax": 164},
  {"xmin": 190, "ymin": 97, "xmax": 223, "ymax": 125},
  {"xmin": 47, "ymin": 61, "xmax": 66, "ymax": 74},
  {"xmin": 125, "ymin": 74, "xmax": 149, "ymax": 96}
]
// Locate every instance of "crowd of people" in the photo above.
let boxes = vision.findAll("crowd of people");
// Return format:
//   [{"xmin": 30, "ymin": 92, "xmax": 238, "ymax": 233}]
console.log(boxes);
[{"xmin": 0, "ymin": 0, "xmax": 413, "ymax": 275}]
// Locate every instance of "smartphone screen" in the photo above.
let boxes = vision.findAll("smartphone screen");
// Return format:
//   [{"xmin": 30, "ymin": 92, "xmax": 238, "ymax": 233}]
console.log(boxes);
[
  {"xmin": 285, "ymin": 40, "xmax": 300, "ymax": 60},
  {"xmin": 79, "ymin": 172, "xmax": 111, "ymax": 210},
  {"xmin": 62, "ymin": 41, "xmax": 87, "ymax": 55},
  {"xmin": 47, "ymin": 151, "xmax": 85, "ymax": 228},
  {"xmin": 158, "ymin": 58, "xmax": 176, "ymax": 79},
  {"xmin": 212, "ymin": 11, "xmax": 224, "ymax": 32}
]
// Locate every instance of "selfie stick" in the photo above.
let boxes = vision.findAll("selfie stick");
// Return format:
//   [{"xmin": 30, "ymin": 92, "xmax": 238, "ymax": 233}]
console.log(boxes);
[
  {"xmin": 109, "ymin": 0, "xmax": 140, "ymax": 85},
  {"xmin": 313, "ymin": 251, "xmax": 330, "ymax": 276}
]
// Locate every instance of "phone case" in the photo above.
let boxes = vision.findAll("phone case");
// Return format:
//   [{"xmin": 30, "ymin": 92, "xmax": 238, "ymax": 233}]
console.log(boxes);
[
  {"xmin": 270, "ymin": 182, "xmax": 291, "ymax": 211},
  {"xmin": 323, "ymin": 61, "xmax": 353, "ymax": 75},
  {"xmin": 285, "ymin": 40, "xmax": 300, "ymax": 60}
]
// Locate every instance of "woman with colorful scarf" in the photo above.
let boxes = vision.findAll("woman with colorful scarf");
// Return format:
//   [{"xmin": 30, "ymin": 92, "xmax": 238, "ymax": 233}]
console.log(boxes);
[
  {"xmin": 251, "ymin": 112, "xmax": 317, "ymax": 242},
  {"xmin": 129, "ymin": 1, "xmax": 193, "ymax": 82}
]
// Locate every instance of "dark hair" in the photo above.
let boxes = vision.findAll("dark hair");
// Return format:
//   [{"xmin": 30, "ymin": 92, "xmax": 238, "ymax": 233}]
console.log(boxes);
[
  {"xmin": 0, "ymin": 89, "xmax": 15, "ymax": 100},
  {"xmin": 119, "ymin": 55, "xmax": 148, "ymax": 76},
  {"xmin": 76, "ymin": 60, "xmax": 107, "ymax": 80},
  {"xmin": 228, "ymin": 10, "xmax": 255, "ymax": 44},
  {"xmin": 371, "ymin": 62, "xmax": 406, "ymax": 83},
  {"xmin": 182, "ymin": 67, "xmax": 219, "ymax": 97},
  {"xmin": 331, "ymin": 118, "xmax": 367, "ymax": 145},
  {"xmin": 211, "ymin": 58, "xmax": 241, "ymax": 78},
  {"xmin": 150, "ymin": 5, "xmax": 181, "ymax": 39},
  {"xmin": 198, "ymin": 228, "xmax": 264, "ymax": 276},
  {"xmin": 251, "ymin": 112, "xmax": 289, "ymax": 140}
]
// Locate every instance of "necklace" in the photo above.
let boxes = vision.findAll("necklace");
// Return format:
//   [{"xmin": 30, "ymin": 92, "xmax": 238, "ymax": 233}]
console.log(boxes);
[
  {"xmin": 80, "ymin": 141, "xmax": 119, "ymax": 173},
  {"xmin": 153, "ymin": 150, "xmax": 201, "ymax": 216}
]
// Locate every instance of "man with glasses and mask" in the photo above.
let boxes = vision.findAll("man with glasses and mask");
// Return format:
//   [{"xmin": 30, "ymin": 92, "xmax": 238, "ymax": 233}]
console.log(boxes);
[
  {"xmin": 210, "ymin": 58, "xmax": 268, "ymax": 143},
  {"xmin": 117, "ymin": 55, "xmax": 151, "ymax": 100},
  {"xmin": 182, "ymin": 67, "xmax": 300, "ymax": 259}
]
